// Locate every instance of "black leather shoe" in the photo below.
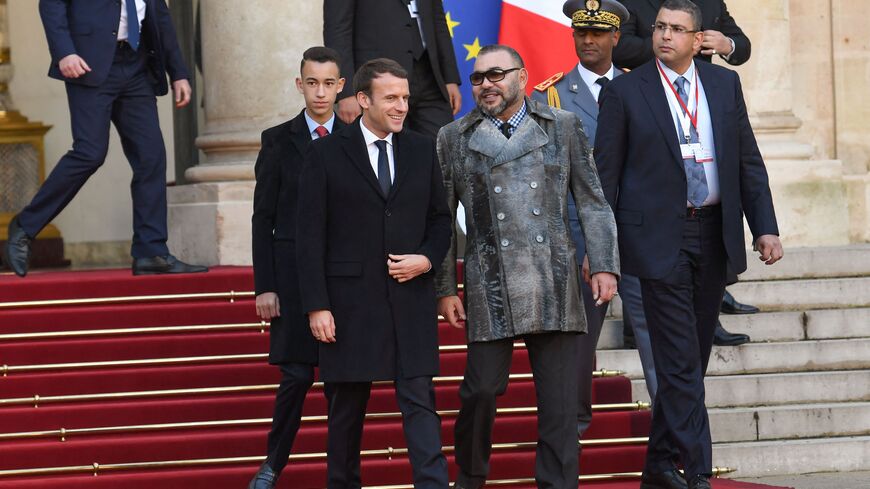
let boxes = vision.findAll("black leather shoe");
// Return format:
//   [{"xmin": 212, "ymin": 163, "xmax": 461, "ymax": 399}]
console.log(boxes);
[
  {"xmin": 132, "ymin": 254, "xmax": 208, "ymax": 275},
  {"xmin": 687, "ymin": 474, "xmax": 712, "ymax": 489},
  {"xmin": 640, "ymin": 469, "xmax": 689, "ymax": 489},
  {"xmin": 713, "ymin": 321, "xmax": 750, "ymax": 346},
  {"xmin": 248, "ymin": 462, "xmax": 277, "ymax": 489},
  {"xmin": 4, "ymin": 216, "xmax": 32, "ymax": 277},
  {"xmin": 720, "ymin": 290, "xmax": 759, "ymax": 314}
]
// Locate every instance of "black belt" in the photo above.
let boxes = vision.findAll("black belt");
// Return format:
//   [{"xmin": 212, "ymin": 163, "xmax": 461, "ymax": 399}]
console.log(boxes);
[{"xmin": 685, "ymin": 205, "xmax": 720, "ymax": 218}]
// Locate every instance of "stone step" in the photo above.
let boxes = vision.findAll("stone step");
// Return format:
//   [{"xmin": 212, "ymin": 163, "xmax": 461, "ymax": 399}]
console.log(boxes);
[
  {"xmin": 630, "ymin": 370, "xmax": 870, "ymax": 408},
  {"xmin": 713, "ymin": 435, "xmax": 870, "ymax": 478},
  {"xmin": 709, "ymin": 402, "xmax": 870, "ymax": 443},
  {"xmin": 739, "ymin": 244, "xmax": 870, "ymax": 281},
  {"xmin": 600, "ymin": 338, "xmax": 870, "ymax": 379},
  {"xmin": 597, "ymin": 307, "xmax": 870, "ymax": 350},
  {"xmin": 728, "ymin": 276, "xmax": 870, "ymax": 311}
]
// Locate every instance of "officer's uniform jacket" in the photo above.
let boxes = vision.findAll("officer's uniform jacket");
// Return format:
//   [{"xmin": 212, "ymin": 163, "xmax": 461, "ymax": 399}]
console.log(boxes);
[{"xmin": 435, "ymin": 97, "xmax": 619, "ymax": 343}]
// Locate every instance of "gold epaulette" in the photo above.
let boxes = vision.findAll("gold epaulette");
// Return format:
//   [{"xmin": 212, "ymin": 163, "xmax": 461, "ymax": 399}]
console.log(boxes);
[{"xmin": 534, "ymin": 72, "xmax": 565, "ymax": 92}]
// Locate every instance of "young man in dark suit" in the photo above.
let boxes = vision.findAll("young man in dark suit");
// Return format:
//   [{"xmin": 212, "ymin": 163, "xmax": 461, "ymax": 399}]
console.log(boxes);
[
  {"xmin": 248, "ymin": 47, "xmax": 346, "ymax": 489},
  {"xmin": 324, "ymin": 0, "xmax": 463, "ymax": 137},
  {"xmin": 4, "ymin": 0, "xmax": 206, "ymax": 276},
  {"xmin": 595, "ymin": 1, "xmax": 782, "ymax": 488},
  {"xmin": 296, "ymin": 58, "xmax": 452, "ymax": 489}
]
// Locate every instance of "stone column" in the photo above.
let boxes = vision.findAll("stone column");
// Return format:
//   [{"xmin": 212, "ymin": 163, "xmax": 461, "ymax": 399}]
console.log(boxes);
[
  {"xmin": 168, "ymin": 0, "xmax": 323, "ymax": 265},
  {"xmin": 727, "ymin": 0, "xmax": 850, "ymax": 246}
]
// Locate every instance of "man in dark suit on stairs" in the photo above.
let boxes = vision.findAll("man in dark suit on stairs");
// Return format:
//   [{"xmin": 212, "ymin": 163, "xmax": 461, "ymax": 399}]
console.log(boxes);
[
  {"xmin": 595, "ymin": 1, "xmax": 782, "ymax": 487},
  {"xmin": 296, "ymin": 58, "xmax": 452, "ymax": 489},
  {"xmin": 324, "ymin": 0, "xmax": 463, "ymax": 138},
  {"xmin": 4, "ymin": 0, "xmax": 206, "ymax": 277},
  {"xmin": 247, "ymin": 47, "xmax": 346, "ymax": 489}
]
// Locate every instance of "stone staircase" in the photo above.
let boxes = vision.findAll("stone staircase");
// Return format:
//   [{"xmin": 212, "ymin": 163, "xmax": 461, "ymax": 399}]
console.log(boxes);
[{"xmin": 596, "ymin": 245, "xmax": 870, "ymax": 478}]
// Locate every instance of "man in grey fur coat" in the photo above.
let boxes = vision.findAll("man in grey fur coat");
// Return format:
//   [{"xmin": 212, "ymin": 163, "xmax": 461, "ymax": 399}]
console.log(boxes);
[{"xmin": 435, "ymin": 44, "xmax": 619, "ymax": 489}]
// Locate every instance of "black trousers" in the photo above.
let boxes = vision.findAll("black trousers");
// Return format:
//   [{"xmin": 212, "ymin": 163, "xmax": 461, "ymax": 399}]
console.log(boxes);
[
  {"xmin": 324, "ymin": 377, "xmax": 448, "ymax": 489},
  {"xmin": 264, "ymin": 363, "xmax": 315, "ymax": 476},
  {"xmin": 18, "ymin": 42, "xmax": 169, "ymax": 258},
  {"xmin": 406, "ymin": 51, "xmax": 454, "ymax": 140},
  {"xmin": 640, "ymin": 208, "xmax": 727, "ymax": 479},
  {"xmin": 454, "ymin": 332, "xmax": 580, "ymax": 489}
]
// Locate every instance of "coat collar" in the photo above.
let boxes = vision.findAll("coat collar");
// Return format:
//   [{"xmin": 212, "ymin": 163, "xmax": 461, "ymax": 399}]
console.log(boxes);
[
  {"xmin": 338, "ymin": 118, "xmax": 409, "ymax": 201},
  {"xmin": 288, "ymin": 109, "xmax": 346, "ymax": 155},
  {"xmin": 466, "ymin": 97, "xmax": 551, "ymax": 167}
]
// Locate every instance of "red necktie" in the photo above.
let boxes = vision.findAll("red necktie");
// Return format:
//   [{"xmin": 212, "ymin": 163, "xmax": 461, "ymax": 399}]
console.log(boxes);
[{"xmin": 314, "ymin": 126, "xmax": 329, "ymax": 138}]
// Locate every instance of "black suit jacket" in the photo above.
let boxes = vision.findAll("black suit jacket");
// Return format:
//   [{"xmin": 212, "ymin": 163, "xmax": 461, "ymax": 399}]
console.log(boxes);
[
  {"xmin": 296, "ymin": 120, "xmax": 452, "ymax": 382},
  {"xmin": 613, "ymin": 0, "xmax": 751, "ymax": 70},
  {"xmin": 39, "ymin": 0, "xmax": 189, "ymax": 96},
  {"xmin": 594, "ymin": 60, "xmax": 778, "ymax": 279},
  {"xmin": 324, "ymin": 0, "xmax": 461, "ymax": 102},
  {"xmin": 252, "ymin": 111, "xmax": 346, "ymax": 364}
]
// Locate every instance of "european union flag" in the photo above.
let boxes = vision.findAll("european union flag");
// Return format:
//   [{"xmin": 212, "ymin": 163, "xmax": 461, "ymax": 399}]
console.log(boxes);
[{"xmin": 443, "ymin": 0, "xmax": 503, "ymax": 117}]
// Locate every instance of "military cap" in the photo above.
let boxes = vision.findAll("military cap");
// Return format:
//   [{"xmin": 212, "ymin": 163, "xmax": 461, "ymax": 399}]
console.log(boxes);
[{"xmin": 562, "ymin": 0, "xmax": 629, "ymax": 31}]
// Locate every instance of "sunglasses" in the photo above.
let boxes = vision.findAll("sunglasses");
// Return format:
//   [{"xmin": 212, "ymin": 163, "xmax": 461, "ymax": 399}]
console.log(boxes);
[{"xmin": 469, "ymin": 67, "xmax": 522, "ymax": 86}]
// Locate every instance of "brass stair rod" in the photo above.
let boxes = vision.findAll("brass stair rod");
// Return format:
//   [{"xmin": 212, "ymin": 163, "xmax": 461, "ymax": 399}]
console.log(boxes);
[
  {"xmin": 0, "ymin": 290, "xmax": 256, "ymax": 309},
  {"xmin": 0, "ymin": 372, "xmax": 632, "ymax": 407},
  {"xmin": 0, "ymin": 321, "xmax": 270, "ymax": 341}
]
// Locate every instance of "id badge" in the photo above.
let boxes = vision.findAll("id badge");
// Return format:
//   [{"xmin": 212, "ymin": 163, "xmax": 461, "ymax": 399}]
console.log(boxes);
[
  {"xmin": 408, "ymin": 0, "xmax": 419, "ymax": 18},
  {"xmin": 694, "ymin": 145, "xmax": 714, "ymax": 163},
  {"xmin": 680, "ymin": 143, "xmax": 697, "ymax": 160}
]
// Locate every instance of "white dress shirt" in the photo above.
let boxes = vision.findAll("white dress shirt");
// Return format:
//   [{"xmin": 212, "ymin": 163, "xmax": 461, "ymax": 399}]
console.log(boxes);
[
  {"xmin": 304, "ymin": 111, "xmax": 336, "ymax": 140},
  {"xmin": 359, "ymin": 120, "xmax": 396, "ymax": 184},
  {"xmin": 657, "ymin": 60, "xmax": 720, "ymax": 206},
  {"xmin": 118, "ymin": 0, "xmax": 147, "ymax": 42},
  {"xmin": 576, "ymin": 63, "xmax": 615, "ymax": 103}
]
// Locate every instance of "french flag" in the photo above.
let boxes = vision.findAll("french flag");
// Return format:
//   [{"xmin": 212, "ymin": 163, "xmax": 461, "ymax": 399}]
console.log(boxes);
[{"xmin": 444, "ymin": 0, "xmax": 575, "ymax": 117}]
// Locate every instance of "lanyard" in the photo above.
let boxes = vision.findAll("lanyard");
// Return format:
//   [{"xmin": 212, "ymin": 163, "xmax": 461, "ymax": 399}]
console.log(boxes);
[{"xmin": 656, "ymin": 59, "xmax": 699, "ymax": 143}]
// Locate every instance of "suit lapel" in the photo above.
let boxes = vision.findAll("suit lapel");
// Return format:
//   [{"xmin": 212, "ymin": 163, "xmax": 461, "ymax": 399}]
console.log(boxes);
[
  {"xmin": 696, "ymin": 62, "xmax": 726, "ymax": 168},
  {"xmin": 568, "ymin": 70, "xmax": 599, "ymax": 122},
  {"xmin": 638, "ymin": 62, "xmax": 682, "ymax": 168},
  {"xmin": 342, "ymin": 121, "xmax": 387, "ymax": 200},
  {"xmin": 288, "ymin": 111, "xmax": 312, "ymax": 156},
  {"xmin": 388, "ymin": 132, "xmax": 410, "ymax": 201}
]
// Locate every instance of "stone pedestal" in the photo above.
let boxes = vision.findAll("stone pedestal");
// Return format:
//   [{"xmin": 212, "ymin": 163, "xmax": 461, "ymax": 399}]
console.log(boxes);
[
  {"xmin": 168, "ymin": 0, "xmax": 323, "ymax": 265},
  {"xmin": 729, "ymin": 0, "xmax": 852, "ymax": 247}
]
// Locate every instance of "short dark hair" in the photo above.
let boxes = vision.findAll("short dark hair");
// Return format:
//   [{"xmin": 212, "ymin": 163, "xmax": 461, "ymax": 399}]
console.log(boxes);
[
  {"xmin": 352, "ymin": 58, "xmax": 408, "ymax": 98},
  {"xmin": 477, "ymin": 44, "xmax": 525, "ymax": 68},
  {"xmin": 300, "ymin": 46, "xmax": 341, "ymax": 73},
  {"xmin": 660, "ymin": 0, "xmax": 702, "ymax": 31}
]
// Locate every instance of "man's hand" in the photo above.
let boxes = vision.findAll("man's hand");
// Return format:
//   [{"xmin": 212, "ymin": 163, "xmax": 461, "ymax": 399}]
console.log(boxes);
[
  {"xmin": 446, "ymin": 83, "xmax": 462, "ymax": 115},
  {"xmin": 590, "ymin": 272, "xmax": 618, "ymax": 306},
  {"xmin": 337, "ymin": 96, "xmax": 362, "ymax": 123},
  {"xmin": 754, "ymin": 235, "xmax": 783, "ymax": 265},
  {"xmin": 172, "ymin": 79, "xmax": 192, "ymax": 108},
  {"xmin": 308, "ymin": 309, "xmax": 337, "ymax": 343},
  {"xmin": 700, "ymin": 30, "xmax": 734, "ymax": 57},
  {"xmin": 59, "ymin": 54, "xmax": 91, "ymax": 79},
  {"xmin": 387, "ymin": 254, "xmax": 431, "ymax": 283},
  {"xmin": 438, "ymin": 295, "xmax": 466, "ymax": 329},
  {"xmin": 255, "ymin": 292, "xmax": 280, "ymax": 320}
]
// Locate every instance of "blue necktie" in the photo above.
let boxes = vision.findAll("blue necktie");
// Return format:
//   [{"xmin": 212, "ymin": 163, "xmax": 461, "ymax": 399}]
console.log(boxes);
[
  {"xmin": 374, "ymin": 140, "xmax": 392, "ymax": 196},
  {"xmin": 675, "ymin": 76, "xmax": 708, "ymax": 207},
  {"xmin": 126, "ymin": 0, "xmax": 140, "ymax": 50}
]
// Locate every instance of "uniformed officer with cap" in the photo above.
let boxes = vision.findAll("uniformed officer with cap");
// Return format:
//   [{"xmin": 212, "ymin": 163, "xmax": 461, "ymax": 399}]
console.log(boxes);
[{"xmin": 531, "ymin": 1, "xmax": 663, "ymax": 468}]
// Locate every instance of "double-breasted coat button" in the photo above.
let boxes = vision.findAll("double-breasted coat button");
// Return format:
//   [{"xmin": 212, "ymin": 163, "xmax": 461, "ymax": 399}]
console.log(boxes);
[
  {"xmin": 535, "ymin": 235, "xmax": 544, "ymax": 243},
  {"xmin": 529, "ymin": 181, "xmax": 538, "ymax": 189},
  {"xmin": 497, "ymin": 212, "xmax": 506, "ymax": 220},
  {"xmin": 532, "ymin": 208, "xmax": 541, "ymax": 216},
  {"xmin": 494, "ymin": 186, "xmax": 503, "ymax": 194},
  {"xmin": 501, "ymin": 239, "xmax": 510, "ymax": 247}
]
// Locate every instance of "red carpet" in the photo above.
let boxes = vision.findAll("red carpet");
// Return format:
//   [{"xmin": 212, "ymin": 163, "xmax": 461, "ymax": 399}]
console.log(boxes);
[{"xmin": 0, "ymin": 267, "xmax": 788, "ymax": 488}]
